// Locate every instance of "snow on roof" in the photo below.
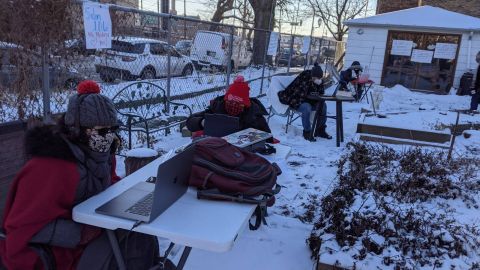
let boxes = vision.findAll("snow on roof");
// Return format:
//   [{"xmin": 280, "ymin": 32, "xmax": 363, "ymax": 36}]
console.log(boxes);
[{"xmin": 345, "ymin": 5, "xmax": 480, "ymax": 32}]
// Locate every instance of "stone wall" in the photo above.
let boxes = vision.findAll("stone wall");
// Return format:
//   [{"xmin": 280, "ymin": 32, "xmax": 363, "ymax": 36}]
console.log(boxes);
[{"xmin": 376, "ymin": 0, "xmax": 480, "ymax": 18}]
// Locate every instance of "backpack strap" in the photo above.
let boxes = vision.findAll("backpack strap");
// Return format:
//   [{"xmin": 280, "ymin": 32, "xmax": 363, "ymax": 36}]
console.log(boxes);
[{"xmin": 249, "ymin": 204, "xmax": 267, "ymax": 231}]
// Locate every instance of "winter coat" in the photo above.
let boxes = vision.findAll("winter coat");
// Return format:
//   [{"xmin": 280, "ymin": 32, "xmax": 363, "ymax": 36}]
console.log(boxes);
[
  {"xmin": 186, "ymin": 96, "xmax": 272, "ymax": 137},
  {"xmin": 278, "ymin": 70, "xmax": 325, "ymax": 110},
  {"xmin": 0, "ymin": 126, "xmax": 120, "ymax": 270}
]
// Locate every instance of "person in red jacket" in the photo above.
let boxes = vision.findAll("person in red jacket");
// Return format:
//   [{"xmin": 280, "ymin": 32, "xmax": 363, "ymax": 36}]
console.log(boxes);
[
  {"xmin": 0, "ymin": 81, "xmax": 158, "ymax": 269},
  {"xmin": 187, "ymin": 75, "xmax": 273, "ymax": 140}
]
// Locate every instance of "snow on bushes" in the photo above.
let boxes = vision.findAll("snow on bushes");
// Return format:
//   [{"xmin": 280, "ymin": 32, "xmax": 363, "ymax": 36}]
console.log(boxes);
[{"xmin": 307, "ymin": 142, "xmax": 480, "ymax": 269}]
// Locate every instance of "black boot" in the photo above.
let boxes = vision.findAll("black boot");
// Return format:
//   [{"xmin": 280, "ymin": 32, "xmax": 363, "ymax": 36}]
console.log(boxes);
[
  {"xmin": 315, "ymin": 126, "xmax": 333, "ymax": 139},
  {"xmin": 303, "ymin": 130, "xmax": 316, "ymax": 142}
]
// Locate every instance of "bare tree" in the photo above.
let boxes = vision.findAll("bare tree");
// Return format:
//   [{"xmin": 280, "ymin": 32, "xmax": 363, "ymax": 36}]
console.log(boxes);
[{"xmin": 309, "ymin": 0, "xmax": 367, "ymax": 41}]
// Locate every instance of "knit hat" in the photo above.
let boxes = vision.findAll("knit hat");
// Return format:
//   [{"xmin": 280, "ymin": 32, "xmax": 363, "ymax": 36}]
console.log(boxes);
[
  {"xmin": 234, "ymin": 75, "xmax": 245, "ymax": 83},
  {"xmin": 224, "ymin": 80, "xmax": 251, "ymax": 108},
  {"xmin": 311, "ymin": 63, "xmax": 323, "ymax": 78},
  {"xmin": 350, "ymin": 61, "xmax": 363, "ymax": 71},
  {"xmin": 64, "ymin": 80, "xmax": 118, "ymax": 128}
]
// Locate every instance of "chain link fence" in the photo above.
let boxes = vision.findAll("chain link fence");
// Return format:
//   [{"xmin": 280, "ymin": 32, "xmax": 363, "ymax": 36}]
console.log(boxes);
[{"xmin": 0, "ymin": 1, "xmax": 344, "ymax": 146}]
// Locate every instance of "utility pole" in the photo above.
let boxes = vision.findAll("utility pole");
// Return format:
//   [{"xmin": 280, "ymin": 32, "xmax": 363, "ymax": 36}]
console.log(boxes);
[
  {"xmin": 184, "ymin": 0, "xmax": 187, "ymax": 39},
  {"xmin": 242, "ymin": 0, "xmax": 247, "ymax": 38},
  {"xmin": 293, "ymin": 0, "xmax": 300, "ymax": 35}
]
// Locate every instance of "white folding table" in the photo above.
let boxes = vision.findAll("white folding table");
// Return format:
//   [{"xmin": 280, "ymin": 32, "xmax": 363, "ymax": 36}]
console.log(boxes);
[{"xmin": 72, "ymin": 143, "xmax": 291, "ymax": 270}]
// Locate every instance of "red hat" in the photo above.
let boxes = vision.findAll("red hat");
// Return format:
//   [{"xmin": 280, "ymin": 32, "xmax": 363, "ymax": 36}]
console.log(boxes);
[
  {"xmin": 224, "ymin": 80, "xmax": 251, "ymax": 107},
  {"xmin": 234, "ymin": 75, "xmax": 245, "ymax": 83}
]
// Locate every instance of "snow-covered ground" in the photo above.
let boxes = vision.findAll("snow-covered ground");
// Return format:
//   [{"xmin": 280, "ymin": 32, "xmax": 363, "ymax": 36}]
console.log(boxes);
[{"xmin": 113, "ymin": 84, "xmax": 478, "ymax": 270}]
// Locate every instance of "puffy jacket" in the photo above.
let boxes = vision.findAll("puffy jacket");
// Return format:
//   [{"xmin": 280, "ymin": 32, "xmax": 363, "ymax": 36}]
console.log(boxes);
[{"xmin": 0, "ymin": 126, "xmax": 120, "ymax": 270}]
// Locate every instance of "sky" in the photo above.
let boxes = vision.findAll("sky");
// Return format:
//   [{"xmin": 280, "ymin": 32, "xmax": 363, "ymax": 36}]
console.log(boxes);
[{"xmin": 138, "ymin": 0, "xmax": 378, "ymax": 37}]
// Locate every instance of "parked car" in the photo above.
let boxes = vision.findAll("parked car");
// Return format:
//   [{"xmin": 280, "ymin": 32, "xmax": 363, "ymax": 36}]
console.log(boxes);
[
  {"xmin": 190, "ymin": 31, "xmax": 252, "ymax": 70},
  {"xmin": 0, "ymin": 42, "xmax": 82, "ymax": 91},
  {"xmin": 175, "ymin": 40, "xmax": 192, "ymax": 56},
  {"xmin": 277, "ymin": 48, "xmax": 306, "ymax": 67},
  {"xmin": 65, "ymin": 39, "xmax": 97, "ymax": 56},
  {"xmin": 94, "ymin": 37, "xmax": 194, "ymax": 82}
]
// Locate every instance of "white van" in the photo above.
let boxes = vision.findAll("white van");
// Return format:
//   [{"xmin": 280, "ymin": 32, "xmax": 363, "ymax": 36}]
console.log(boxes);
[{"xmin": 190, "ymin": 31, "xmax": 252, "ymax": 70}]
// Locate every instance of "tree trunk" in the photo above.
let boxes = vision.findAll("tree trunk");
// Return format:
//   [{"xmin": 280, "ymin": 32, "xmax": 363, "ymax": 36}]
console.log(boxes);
[{"xmin": 248, "ymin": 0, "xmax": 276, "ymax": 65}]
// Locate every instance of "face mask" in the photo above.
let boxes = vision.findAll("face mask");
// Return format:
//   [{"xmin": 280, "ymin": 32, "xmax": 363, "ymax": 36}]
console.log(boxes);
[
  {"xmin": 314, "ymin": 79, "xmax": 322, "ymax": 85},
  {"xmin": 88, "ymin": 132, "xmax": 116, "ymax": 153}
]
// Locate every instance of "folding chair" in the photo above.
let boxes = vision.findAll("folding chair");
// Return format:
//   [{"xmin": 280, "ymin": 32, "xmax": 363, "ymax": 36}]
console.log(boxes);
[{"xmin": 267, "ymin": 76, "xmax": 300, "ymax": 133}]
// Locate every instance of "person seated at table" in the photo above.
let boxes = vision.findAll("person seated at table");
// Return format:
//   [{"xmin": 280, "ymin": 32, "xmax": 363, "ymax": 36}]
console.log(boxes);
[
  {"xmin": 278, "ymin": 63, "xmax": 332, "ymax": 142},
  {"xmin": 339, "ymin": 61, "xmax": 364, "ymax": 100},
  {"xmin": 187, "ymin": 75, "xmax": 273, "ymax": 141},
  {"xmin": 0, "ymin": 80, "xmax": 159, "ymax": 270}
]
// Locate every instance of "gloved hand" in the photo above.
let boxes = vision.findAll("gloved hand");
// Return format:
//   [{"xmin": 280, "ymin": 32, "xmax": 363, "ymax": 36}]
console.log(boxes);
[{"xmin": 471, "ymin": 89, "xmax": 477, "ymax": 95}]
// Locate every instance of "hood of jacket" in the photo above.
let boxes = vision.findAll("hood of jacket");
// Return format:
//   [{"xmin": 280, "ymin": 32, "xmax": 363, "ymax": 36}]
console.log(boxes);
[{"xmin": 25, "ymin": 125, "xmax": 76, "ymax": 162}]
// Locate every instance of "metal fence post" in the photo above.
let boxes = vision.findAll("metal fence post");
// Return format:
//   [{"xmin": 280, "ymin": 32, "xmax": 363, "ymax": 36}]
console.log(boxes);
[
  {"xmin": 166, "ymin": 15, "xmax": 172, "ymax": 113},
  {"xmin": 259, "ymin": 30, "xmax": 270, "ymax": 96},
  {"xmin": 317, "ymin": 37, "xmax": 323, "ymax": 63},
  {"xmin": 287, "ymin": 35, "xmax": 294, "ymax": 75},
  {"xmin": 41, "ymin": 46, "xmax": 51, "ymax": 123},
  {"xmin": 226, "ymin": 26, "xmax": 234, "ymax": 90}
]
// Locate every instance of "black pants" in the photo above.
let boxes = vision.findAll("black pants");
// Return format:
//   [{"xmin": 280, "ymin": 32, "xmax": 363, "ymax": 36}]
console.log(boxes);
[{"xmin": 471, "ymin": 90, "xmax": 480, "ymax": 110}]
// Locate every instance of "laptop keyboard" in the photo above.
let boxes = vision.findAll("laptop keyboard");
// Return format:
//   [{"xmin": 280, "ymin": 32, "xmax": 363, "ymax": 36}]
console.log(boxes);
[{"xmin": 125, "ymin": 192, "xmax": 154, "ymax": 216}]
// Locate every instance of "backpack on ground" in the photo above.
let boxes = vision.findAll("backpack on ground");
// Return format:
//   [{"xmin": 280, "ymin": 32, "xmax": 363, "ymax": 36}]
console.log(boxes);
[{"xmin": 188, "ymin": 137, "xmax": 282, "ymax": 230}]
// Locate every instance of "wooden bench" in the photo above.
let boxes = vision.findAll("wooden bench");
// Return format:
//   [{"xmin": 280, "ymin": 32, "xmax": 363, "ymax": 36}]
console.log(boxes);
[{"xmin": 112, "ymin": 82, "xmax": 192, "ymax": 149}]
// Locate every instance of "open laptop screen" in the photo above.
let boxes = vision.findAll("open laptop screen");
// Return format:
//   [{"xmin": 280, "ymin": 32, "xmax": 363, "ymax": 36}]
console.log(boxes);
[{"xmin": 203, "ymin": 113, "xmax": 240, "ymax": 137}]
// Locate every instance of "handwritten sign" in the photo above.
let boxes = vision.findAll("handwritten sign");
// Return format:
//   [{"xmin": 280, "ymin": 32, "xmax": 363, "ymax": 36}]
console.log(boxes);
[
  {"xmin": 267, "ymin": 32, "xmax": 279, "ymax": 56},
  {"xmin": 391, "ymin": 40, "xmax": 413, "ymax": 56},
  {"xmin": 83, "ymin": 2, "xmax": 112, "ymax": 49},
  {"xmin": 301, "ymin": 36, "xmax": 311, "ymax": 54},
  {"xmin": 434, "ymin": 43, "xmax": 457, "ymax": 60},
  {"xmin": 411, "ymin": 49, "xmax": 434, "ymax": 64}
]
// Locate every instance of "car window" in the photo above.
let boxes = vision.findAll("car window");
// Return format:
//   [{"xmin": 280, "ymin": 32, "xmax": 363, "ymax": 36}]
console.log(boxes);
[
  {"xmin": 167, "ymin": 46, "xmax": 181, "ymax": 58},
  {"xmin": 150, "ymin": 43, "xmax": 166, "ymax": 55},
  {"xmin": 111, "ymin": 40, "xmax": 145, "ymax": 54}
]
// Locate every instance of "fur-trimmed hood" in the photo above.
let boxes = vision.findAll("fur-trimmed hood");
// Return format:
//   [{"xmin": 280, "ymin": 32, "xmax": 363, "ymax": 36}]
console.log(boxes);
[{"xmin": 25, "ymin": 125, "xmax": 76, "ymax": 162}]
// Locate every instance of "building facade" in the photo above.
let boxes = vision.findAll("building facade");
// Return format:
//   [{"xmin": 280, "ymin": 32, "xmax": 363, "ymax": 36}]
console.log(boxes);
[{"xmin": 376, "ymin": 0, "xmax": 480, "ymax": 18}]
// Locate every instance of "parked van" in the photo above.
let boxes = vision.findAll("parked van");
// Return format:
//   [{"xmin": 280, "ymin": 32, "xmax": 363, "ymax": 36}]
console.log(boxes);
[{"xmin": 190, "ymin": 31, "xmax": 252, "ymax": 70}]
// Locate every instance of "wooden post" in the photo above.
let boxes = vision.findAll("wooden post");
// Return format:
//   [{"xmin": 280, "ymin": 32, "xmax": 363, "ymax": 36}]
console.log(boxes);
[{"xmin": 447, "ymin": 111, "xmax": 461, "ymax": 160}]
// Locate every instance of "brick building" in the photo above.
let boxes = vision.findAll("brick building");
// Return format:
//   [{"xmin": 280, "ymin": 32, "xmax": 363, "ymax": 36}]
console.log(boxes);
[{"xmin": 376, "ymin": 0, "xmax": 480, "ymax": 18}]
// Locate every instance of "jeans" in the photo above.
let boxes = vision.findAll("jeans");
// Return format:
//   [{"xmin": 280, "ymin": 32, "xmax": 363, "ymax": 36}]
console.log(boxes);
[
  {"xmin": 298, "ymin": 102, "xmax": 327, "ymax": 132},
  {"xmin": 471, "ymin": 90, "xmax": 480, "ymax": 110}
]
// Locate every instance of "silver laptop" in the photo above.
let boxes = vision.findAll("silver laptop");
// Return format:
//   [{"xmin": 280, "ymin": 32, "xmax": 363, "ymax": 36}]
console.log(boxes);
[
  {"xmin": 95, "ymin": 146, "xmax": 194, "ymax": 223},
  {"xmin": 203, "ymin": 113, "xmax": 240, "ymax": 137}
]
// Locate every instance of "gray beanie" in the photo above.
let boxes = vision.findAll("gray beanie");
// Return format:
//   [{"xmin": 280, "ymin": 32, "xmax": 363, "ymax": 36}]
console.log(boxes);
[{"xmin": 64, "ymin": 81, "xmax": 118, "ymax": 128}]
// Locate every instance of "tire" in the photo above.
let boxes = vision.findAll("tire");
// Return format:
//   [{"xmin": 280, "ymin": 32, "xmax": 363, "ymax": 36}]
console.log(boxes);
[
  {"xmin": 100, "ymin": 71, "xmax": 114, "ymax": 83},
  {"xmin": 182, "ymin": 64, "xmax": 193, "ymax": 76},
  {"xmin": 140, "ymin": 67, "xmax": 156, "ymax": 80}
]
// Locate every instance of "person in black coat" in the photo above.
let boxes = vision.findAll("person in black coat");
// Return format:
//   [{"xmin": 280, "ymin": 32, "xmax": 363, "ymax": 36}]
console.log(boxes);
[
  {"xmin": 277, "ymin": 63, "xmax": 331, "ymax": 141},
  {"xmin": 186, "ymin": 75, "xmax": 272, "ymax": 140},
  {"xmin": 339, "ymin": 61, "xmax": 363, "ymax": 100}
]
